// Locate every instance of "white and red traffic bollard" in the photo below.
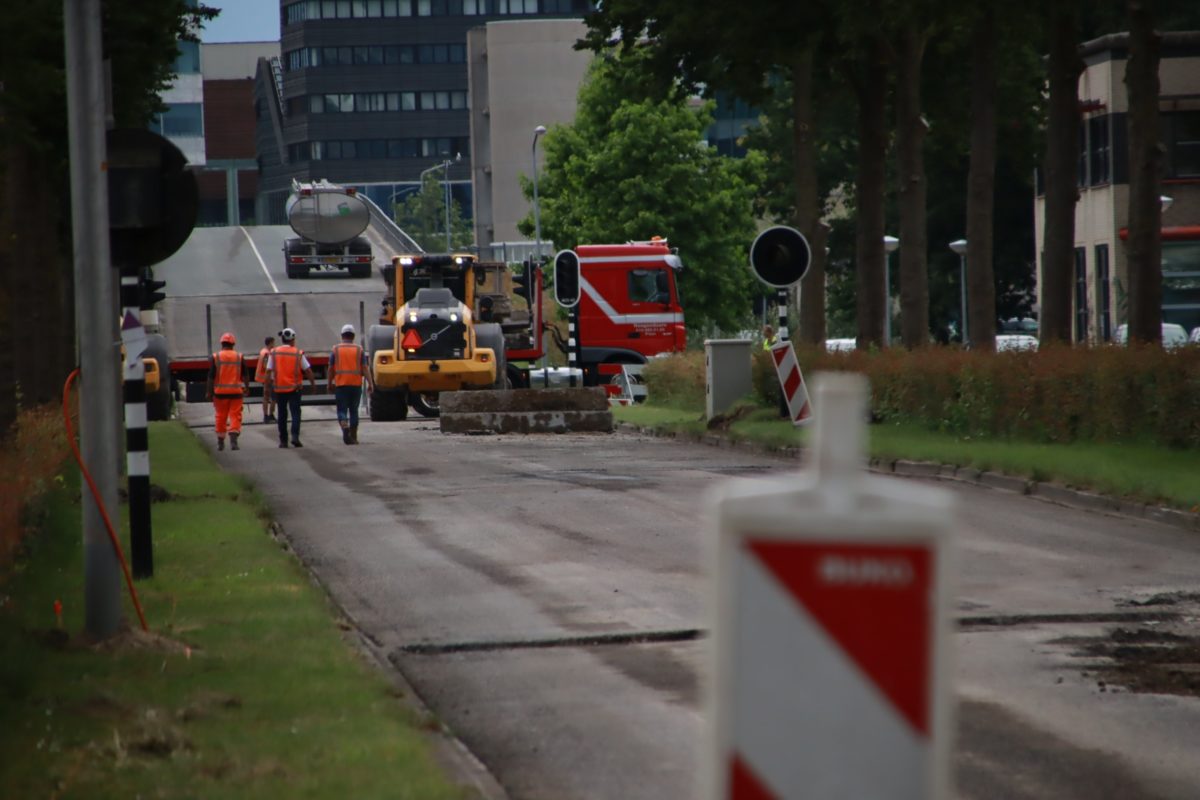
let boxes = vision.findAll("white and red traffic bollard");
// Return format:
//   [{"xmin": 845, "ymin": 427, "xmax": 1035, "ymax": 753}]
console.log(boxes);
[{"xmin": 707, "ymin": 372, "xmax": 956, "ymax": 800}]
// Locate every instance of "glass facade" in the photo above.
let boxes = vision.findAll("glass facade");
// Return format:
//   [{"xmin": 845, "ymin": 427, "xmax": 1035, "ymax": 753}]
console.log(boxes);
[{"xmin": 1162, "ymin": 241, "xmax": 1200, "ymax": 334}]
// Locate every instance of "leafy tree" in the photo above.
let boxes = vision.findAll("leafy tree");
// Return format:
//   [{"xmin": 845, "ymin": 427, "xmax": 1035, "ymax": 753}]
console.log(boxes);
[
  {"xmin": 519, "ymin": 54, "xmax": 765, "ymax": 332},
  {"xmin": 394, "ymin": 172, "xmax": 473, "ymax": 252},
  {"xmin": 0, "ymin": 1, "xmax": 216, "ymax": 434}
]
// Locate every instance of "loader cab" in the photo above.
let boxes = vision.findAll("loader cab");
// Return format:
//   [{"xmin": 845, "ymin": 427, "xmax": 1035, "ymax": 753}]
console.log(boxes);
[{"xmin": 391, "ymin": 253, "xmax": 476, "ymax": 309}]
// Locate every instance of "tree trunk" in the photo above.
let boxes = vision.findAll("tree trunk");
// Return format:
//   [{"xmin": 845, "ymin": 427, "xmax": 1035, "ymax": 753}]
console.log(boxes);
[
  {"xmin": 854, "ymin": 38, "xmax": 889, "ymax": 349},
  {"xmin": 792, "ymin": 49, "xmax": 827, "ymax": 345},
  {"xmin": 1125, "ymin": 0, "xmax": 1163, "ymax": 345},
  {"xmin": 895, "ymin": 23, "xmax": 929, "ymax": 348},
  {"xmin": 965, "ymin": 6, "xmax": 998, "ymax": 351},
  {"xmin": 0, "ymin": 138, "xmax": 15, "ymax": 437},
  {"xmin": 1040, "ymin": 9, "xmax": 1083, "ymax": 343}
]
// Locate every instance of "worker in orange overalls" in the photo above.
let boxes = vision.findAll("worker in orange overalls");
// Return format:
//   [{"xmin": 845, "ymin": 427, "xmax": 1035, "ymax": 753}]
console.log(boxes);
[
  {"xmin": 328, "ymin": 324, "xmax": 374, "ymax": 445},
  {"xmin": 205, "ymin": 332, "xmax": 246, "ymax": 451},
  {"xmin": 265, "ymin": 327, "xmax": 315, "ymax": 448},
  {"xmin": 255, "ymin": 334, "xmax": 277, "ymax": 423}
]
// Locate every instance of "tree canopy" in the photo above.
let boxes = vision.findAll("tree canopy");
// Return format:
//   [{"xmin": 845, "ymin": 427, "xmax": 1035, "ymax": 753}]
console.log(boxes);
[{"xmin": 521, "ymin": 54, "xmax": 765, "ymax": 332}]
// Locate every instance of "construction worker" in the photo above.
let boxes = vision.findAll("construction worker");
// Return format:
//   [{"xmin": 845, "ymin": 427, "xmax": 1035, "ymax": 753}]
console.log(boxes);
[
  {"xmin": 265, "ymin": 327, "xmax": 316, "ymax": 448},
  {"xmin": 762, "ymin": 325, "xmax": 777, "ymax": 351},
  {"xmin": 255, "ymin": 335, "xmax": 277, "ymax": 423},
  {"xmin": 328, "ymin": 324, "xmax": 374, "ymax": 445},
  {"xmin": 205, "ymin": 332, "xmax": 246, "ymax": 451}
]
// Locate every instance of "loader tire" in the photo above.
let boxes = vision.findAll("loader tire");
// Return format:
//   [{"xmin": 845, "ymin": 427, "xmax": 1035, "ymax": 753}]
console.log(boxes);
[
  {"xmin": 370, "ymin": 387, "xmax": 408, "ymax": 422},
  {"xmin": 474, "ymin": 323, "xmax": 509, "ymax": 390},
  {"xmin": 410, "ymin": 392, "xmax": 440, "ymax": 418}
]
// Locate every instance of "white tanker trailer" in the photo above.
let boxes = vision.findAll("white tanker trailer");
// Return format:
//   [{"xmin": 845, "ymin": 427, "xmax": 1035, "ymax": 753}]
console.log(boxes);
[{"xmin": 283, "ymin": 179, "xmax": 373, "ymax": 278}]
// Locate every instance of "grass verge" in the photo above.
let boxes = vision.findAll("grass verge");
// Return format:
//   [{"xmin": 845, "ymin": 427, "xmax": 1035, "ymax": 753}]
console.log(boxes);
[
  {"xmin": 0, "ymin": 421, "xmax": 463, "ymax": 799},
  {"xmin": 613, "ymin": 404, "xmax": 1200, "ymax": 511}
]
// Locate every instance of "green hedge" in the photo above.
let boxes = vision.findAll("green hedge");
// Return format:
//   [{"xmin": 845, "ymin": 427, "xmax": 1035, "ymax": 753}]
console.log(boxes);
[{"xmin": 654, "ymin": 345, "xmax": 1200, "ymax": 448}]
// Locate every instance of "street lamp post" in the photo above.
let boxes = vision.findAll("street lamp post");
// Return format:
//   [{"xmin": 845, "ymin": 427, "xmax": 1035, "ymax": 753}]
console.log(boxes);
[
  {"xmin": 419, "ymin": 153, "xmax": 460, "ymax": 251},
  {"xmin": 532, "ymin": 125, "xmax": 546, "ymax": 263},
  {"xmin": 950, "ymin": 239, "xmax": 968, "ymax": 345},
  {"xmin": 883, "ymin": 235, "xmax": 899, "ymax": 346}
]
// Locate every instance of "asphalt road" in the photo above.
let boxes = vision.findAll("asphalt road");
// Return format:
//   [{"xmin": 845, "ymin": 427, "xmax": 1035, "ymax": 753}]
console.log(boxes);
[
  {"xmin": 156, "ymin": 225, "xmax": 391, "ymax": 356},
  {"xmin": 178, "ymin": 406, "xmax": 1200, "ymax": 800},
  {"xmin": 164, "ymin": 225, "xmax": 1200, "ymax": 798}
]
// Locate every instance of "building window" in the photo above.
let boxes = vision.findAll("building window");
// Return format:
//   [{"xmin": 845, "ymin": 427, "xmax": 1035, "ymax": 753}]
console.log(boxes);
[
  {"xmin": 152, "ymin": 103, "xmax": 204, "ymax": 137},
  {"xmin": 1165, "ymin": 111, "xmax": 1200, "ymax": 179},
  {"xmin": 1074, "ymin": 247, "xmax": 1089, "ymax": 342},
  {"xmin": 1095, "ymin": 244, "xmax": 1111, "ymax": 341},
  {"xmin": 1087, "ymin": 116, "xmax": 1110, "ymax": 185},
  {"xmin": 173, "ymin": 40, "xmax": 201, "ymax": 74},
  {"xmin": 1162, "ymin": 241, "xmax": 1200, "ymax": 333}
]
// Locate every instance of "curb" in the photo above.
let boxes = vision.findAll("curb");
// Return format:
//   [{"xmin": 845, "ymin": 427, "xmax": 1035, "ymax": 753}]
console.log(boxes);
[
  {"xmin": 265, "ymin": 522, "xmax": 510, "ymax": 800},
  {"xmin": 616, "ymin": 422, "xmax": 1200, "ymax": 534}
]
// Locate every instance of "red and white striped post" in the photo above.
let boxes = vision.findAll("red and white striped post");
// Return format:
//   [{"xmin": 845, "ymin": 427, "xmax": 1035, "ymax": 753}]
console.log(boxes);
[{"xmin": 707, "ymin": 373, "xmax": 955, "ymax": 800}]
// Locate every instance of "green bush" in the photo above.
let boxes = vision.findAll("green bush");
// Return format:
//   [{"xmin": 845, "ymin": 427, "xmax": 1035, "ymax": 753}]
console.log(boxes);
[
  {"xmin": 661, "ymin": 344, "xmax": 1200, "ymax": 448},
  {"xmin": 642, "ymin": 350, "xmax": 707, "ymax": 410}
]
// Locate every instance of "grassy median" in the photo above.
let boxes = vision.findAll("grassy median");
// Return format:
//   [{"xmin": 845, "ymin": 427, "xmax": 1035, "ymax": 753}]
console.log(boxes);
[
  {"xmin": 613, "ymin": 404, "xmax": 1200, "ymax": 511},
  {"xmin": 0, "ymin": 422, "xmax": 462, "ymax": 799}
]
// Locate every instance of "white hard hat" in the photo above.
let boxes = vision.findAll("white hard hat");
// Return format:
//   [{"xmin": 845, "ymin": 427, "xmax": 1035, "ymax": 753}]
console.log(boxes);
[
  {"xmin": 341, "ymin": 324, "xmax": 356, "ymax": 335},
  {"xmin": 280, "ymin": 327, "xmax": 296, "ymax": 342}
]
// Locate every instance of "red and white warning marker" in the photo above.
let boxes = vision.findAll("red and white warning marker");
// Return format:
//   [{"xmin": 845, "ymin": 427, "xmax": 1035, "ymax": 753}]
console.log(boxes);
[
  {"xmin": 707, "ymin": 372, "xmax": 955, "ymax": 800},
  {"xmin": 768, "ymin": 341, "xmax": 812, "ymax": 425}
]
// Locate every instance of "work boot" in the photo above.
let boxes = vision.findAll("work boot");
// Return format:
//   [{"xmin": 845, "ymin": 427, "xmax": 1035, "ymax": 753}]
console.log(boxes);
[
  {"xmin": 230, "ymin": 433, "xmax": 240, "ymax": 451},
  {"xmin": 291, "ymin": 438, "xmax": 303, "ymax": 448},
  {"xmin": 342, "ymin": 426, "xmax": 351, "ymax": 445},
  {"xmin": 217, "ymin": 437, "xmax": 225, "ymax": 451},
  {"xmin": 279, "ymin": 439, "xmax": 288, "ymax": 448},
  {"xmin": 350, "ymin": 426, "xmax": 359, "ymax": 444}
]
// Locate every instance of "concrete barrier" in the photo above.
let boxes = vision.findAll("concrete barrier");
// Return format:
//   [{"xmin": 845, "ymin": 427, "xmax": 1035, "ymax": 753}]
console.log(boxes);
[{"xmin": 439, "ymin": 387, "xmax": 613, "ymax": 434}]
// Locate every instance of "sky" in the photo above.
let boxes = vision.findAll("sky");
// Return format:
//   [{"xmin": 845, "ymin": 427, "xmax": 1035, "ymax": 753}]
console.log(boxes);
[{"xmin": 200, "ymin": 0, "xmax": 280, "ymax": 43}]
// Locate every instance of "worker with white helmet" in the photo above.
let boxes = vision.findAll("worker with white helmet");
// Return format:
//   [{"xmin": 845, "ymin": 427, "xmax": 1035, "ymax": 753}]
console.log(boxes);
[
  {"xmin": 328, "ymin": 323, "xmax": 374, "ymax": 445},
  {"xmin": 265, "ymin": 327, "xmax": 316, "ymax": 448},
  {"xmin": 205, "ymin": 332, "xmax": 246, "ymax": 451}
]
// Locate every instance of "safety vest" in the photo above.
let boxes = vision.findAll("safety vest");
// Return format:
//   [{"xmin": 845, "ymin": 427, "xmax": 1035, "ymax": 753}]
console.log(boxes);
[
  {"xmin": 255, "ymin": 346, "xmax": 272, "ymax": 383},
  {"xmin": 212, "ymin": 349, "xmax": 244, "ymax": 396},
  {"xmin": 331, "ymin": 343, "xmax": 364, "ymax": 387},
  {"xmin": 272, "ymin": 345, "xmax": 304, "ymax": 393}
]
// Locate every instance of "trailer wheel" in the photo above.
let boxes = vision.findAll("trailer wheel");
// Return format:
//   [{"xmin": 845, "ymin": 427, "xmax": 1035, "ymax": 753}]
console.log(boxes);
[
  {"xmin": 349, "ymin": 263, "xmax": 372, "ymax": 279},
  {"xmin": 370, "ymin": 387, "xmax": 409, "ymax": 421},
  {"xmin": 144, "ymin": 334, "xmax": 172, "ymax": 420},
  {"xmin": 410, "ymin": 392, "xmax": 440, "ymax": 418},
  {"xmin": 286, "ymin": 262, "xmax": 307, "ymax": 279},
  {"xmin": 506, "ymin": 363, "xmax": 528, "ymax": 389}
]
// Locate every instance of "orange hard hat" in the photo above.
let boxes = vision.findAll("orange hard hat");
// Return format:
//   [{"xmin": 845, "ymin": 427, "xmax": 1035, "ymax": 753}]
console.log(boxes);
[{"xmin": 220, "ymin": 332, "xmax": 236, "ymax": 345}]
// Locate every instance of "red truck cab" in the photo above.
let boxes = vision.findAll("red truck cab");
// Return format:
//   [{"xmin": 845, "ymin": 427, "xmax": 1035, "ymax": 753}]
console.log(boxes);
[{"xmin": 575, "ymin": 240, "xmax": 686, "ymax": 369}]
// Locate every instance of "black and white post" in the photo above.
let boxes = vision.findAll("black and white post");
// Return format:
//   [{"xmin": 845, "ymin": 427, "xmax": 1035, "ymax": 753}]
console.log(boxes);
[
  {"xmin": 120, "ymin": 274, "xmax": 153, "ymax": 578},
  {"xmin": 568, "ymin": 307, "xmax": 579, "ymax": 388}
]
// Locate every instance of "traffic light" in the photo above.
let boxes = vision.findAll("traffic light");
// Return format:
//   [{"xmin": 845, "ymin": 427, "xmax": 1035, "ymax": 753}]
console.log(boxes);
[
  {"xmin": 513, "ymin": 261, "xmax": 534, "ymax": 307},
  {"xmin": 553, "ymin": 249, "xmax": 580, "ymax": 308},
  {"xmin": 138, "ymin": 267, "xmax": 167, "ymax": 309}
]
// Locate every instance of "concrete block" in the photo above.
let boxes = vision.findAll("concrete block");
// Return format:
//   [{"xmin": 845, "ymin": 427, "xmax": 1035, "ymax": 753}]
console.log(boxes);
[
  {"xmin": 441, "ymin": 387, "xmax": 609, "ymax": 413},
  {"xmin": 439, "ymin": 409, "xmax": 613, "ymax": 434},
  {"xmin": 893, "ymin": 459, "xmax": 942, "ymax": 478},
  {"xmin": 977, "ymin": 472, "xmax": 1031, "ymax": 494}
]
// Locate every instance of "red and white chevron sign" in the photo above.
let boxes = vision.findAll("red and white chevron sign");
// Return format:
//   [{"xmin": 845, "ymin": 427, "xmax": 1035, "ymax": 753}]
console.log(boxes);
[{"xmin": 768, "ymin": 341, "xmax": 811, "ymax": 425}]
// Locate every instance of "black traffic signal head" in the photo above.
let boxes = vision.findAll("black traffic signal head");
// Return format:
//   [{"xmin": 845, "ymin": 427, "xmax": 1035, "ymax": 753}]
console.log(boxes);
[
  {"xmin": 512, "ymin": 261, "xmax": 534, "ymax": 307},
  {"xmin": 139, "ymin": 268, "xmax": 167, "ymax": 309},
  {"xmin": 553, "ymin": 250, "xmax": 580, "ymax": 308}
]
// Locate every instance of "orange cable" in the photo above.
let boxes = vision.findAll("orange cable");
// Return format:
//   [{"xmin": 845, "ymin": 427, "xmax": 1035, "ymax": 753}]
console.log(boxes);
[{"xmin": 61, "ymin": 369, "xmax": 149, "ymax": 632}]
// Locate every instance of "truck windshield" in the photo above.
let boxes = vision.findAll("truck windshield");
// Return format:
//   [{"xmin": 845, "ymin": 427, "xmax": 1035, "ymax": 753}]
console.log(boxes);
[{"xmin": 629, "ymin": 269, "xmax": 671, "ymax": 304}]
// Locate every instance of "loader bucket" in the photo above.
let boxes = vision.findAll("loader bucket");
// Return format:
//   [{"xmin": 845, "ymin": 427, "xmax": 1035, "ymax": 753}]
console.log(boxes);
[{"xmin": 438, "ymin": 387, "xmax": 613, "ymax": 434}]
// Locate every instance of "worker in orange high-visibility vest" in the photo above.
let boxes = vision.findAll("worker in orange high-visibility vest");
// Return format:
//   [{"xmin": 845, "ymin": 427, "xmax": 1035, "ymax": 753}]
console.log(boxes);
[
  {"xmin": 205, "ymin": 332, "xmax": 246, "ymax": 451},
  {"xmin": 328, "ymin": 324, "xmax": 375, "ymax": 445},
  {"xmin": 255, "ymin": 334, "xmax": 277, "ymax": 423},
  {"xmin": 265, "ymin": 327, "xmax": 316, "ymax": 448}
]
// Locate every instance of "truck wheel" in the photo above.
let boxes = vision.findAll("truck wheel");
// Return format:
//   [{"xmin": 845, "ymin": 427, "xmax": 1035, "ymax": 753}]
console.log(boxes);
[
  {"xmin": 410, "ymin": 392, "xmax": 440, "ymax": 418},
  {"xmin": 286, "ymin": 263, "xmax": 306, "ymax": 279},
  {"xmin": 506, "ymin": 363, "xmax": 527, "ymax": 389},
  {"xmin": 349, "ymin": 263, "xmax": 372, "ymax": 279},
  {"xmin": 370, "ymin": 387, "xmax": 409, "ymax": 421},
  {"xmin": 144, "ymin": 333, "xmax": 172, "ymax": 420}
]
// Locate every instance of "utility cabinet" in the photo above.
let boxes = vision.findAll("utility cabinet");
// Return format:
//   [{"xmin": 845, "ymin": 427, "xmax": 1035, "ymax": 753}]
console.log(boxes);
[{"xmin": 705, "ymin": 338, "xmax": 753, "ymax": 418}]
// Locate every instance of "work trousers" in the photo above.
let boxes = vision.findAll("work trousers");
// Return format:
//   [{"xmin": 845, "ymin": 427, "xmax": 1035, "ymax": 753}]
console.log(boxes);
[
  {"xmin": 334, "ymin": 385, "xmax": 362, "ymax": 428},
  {"xmin": 275, "ymin": 390, "xmax": 302, "ymax": 442},
  {"xmin": 213, "ymin": 394, "xmax": 243, "ymax": 436}
]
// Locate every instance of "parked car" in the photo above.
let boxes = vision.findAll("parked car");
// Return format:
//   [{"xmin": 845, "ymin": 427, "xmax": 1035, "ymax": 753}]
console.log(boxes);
[
  {"xmin": 995, "ymin": 334, "xmax": 1039, "ymax": 352},
  {"xmin": 825, "ymin": 338, "xmax": 857, "ymax": 352},
  {"xmin": 1190, "ymin": 326, "xmax": 1200, "ymax": 344},
  {"xmin": 1113, "ymin": 323, "xmax": 1189, "ymax": 349}
]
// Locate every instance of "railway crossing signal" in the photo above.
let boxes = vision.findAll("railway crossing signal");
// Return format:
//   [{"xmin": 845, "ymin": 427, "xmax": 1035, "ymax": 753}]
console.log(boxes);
[{"xmin": 553, "ymin": 249, "xmax": 581, "ymax": 308}]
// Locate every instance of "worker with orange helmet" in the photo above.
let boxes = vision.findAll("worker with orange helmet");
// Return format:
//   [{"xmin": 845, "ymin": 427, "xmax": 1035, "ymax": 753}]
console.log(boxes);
[{"xmin": 206, "ymin": 332, "xmax": 246, "ymax": 451}]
